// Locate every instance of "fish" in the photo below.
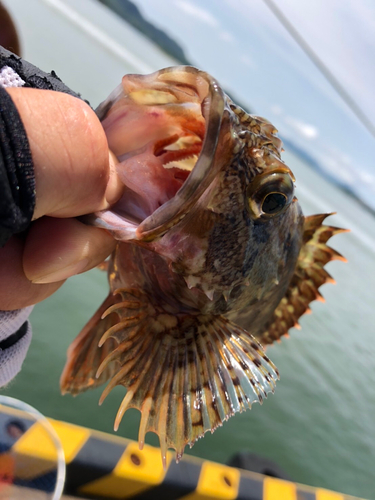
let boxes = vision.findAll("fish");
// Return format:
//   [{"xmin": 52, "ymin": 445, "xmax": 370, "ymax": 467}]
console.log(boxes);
[{"xmin": 60, "ymin": 66, "xmax": 346, "ymax": 465}]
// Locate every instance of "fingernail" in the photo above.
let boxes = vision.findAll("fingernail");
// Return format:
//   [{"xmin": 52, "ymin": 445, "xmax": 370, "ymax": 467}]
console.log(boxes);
[
  {"xmin": 104, "ymin": 152, "xmax": 124, "ymax": 207},
  {"xmin": 31, "ymin": 258, "xmax": 89, "ymax": 284}
]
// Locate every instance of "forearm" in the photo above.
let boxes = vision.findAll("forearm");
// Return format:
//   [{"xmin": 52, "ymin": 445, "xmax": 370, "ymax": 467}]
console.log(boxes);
[
  {"xmin": 0, "ymin": 46, "xmax": 86, "ymax": 385},
  {"xmin": 0, "ymin": 79, "xmax": 34, "ymax": 385}
]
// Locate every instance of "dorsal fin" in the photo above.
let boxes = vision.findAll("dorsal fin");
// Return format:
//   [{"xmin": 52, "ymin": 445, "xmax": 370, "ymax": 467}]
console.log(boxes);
[{"xmin": 260, "ymin": 213, "xmax": 348, "ymax": 345}]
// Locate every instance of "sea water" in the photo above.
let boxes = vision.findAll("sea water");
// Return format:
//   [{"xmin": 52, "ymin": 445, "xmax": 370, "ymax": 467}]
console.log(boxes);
[{"xmin": 3, "ymin": 151, "xmax": 375, "ymax": 499}]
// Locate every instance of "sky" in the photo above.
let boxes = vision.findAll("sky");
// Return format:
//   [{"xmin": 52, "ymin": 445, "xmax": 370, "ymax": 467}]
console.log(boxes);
[{"xmin": 130, "ymin": 0, "xmax": 375, "ymax": 210}]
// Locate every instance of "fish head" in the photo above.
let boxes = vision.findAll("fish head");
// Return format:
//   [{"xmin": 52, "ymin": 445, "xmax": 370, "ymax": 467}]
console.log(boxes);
[
  {"xmin": 93, "ymin": 66, "xmax": 224, "ymax": 239},
  {"xmin": 91, "ymin": 66, "xmax": 303, "ymax": 306}
]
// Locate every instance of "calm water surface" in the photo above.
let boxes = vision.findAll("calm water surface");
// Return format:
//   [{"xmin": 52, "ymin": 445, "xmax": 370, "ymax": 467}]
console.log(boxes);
[{"xmin": 3, "ymin": 153, "xmax": 375, "ymax": 499}]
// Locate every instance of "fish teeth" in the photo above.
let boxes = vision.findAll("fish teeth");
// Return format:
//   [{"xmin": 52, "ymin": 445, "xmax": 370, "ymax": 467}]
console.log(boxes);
[
  {"xmin": 184, "ymin": 275, "xmax": 200, "ymax": 290},
  {"xmin": 201, "ymin": 285, "xmax": 215, "ymax": 301},
  {"xmin": 163, "ymin": 154, "xmax": 198, "ymax": 171}
]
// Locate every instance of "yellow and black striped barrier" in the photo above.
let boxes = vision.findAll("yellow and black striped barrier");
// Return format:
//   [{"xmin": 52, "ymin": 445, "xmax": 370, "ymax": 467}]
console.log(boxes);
[{"xmin": 0, "ymin": 405, "xmax": 364, "ymax": 499}]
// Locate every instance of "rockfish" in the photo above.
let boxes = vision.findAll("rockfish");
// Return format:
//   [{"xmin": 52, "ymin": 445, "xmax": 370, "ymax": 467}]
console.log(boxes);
[{"xmin": 60, "ymin": 66, "xmax": 346, "ymax": 464}]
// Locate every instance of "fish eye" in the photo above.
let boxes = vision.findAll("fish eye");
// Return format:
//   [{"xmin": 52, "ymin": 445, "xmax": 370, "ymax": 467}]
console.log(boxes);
[
  {"xmin": 247, "ymin": 170, "xmax": 295, "ymax": 219},
  {"xmin": 262, "ymin": 192, "xmax": 287, "ymax": 214}
]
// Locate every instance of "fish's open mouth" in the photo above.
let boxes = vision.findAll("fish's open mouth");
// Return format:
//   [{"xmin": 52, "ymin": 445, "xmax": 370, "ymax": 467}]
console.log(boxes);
[{"xmin": 94, "ymin": 67, "xmax": 225, "ymax": 241}]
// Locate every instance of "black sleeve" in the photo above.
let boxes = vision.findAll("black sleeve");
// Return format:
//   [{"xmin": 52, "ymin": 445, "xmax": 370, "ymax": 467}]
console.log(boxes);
[
  {"xmin": 0, "ymin": 46, "xmax": 88, "ymax": 247},
  {"xmin": 0, "ymin": 86, "xmax": 34, "ymax": 246},
  {"xmin": 0, "ymin": 46, "xmax": 85, "ymax": 98}
]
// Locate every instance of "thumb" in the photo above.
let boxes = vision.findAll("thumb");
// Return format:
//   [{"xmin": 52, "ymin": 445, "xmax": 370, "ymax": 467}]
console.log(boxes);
[{"xmin": 6, "ymin": 87, "xmax": 123, "ymax": 220}]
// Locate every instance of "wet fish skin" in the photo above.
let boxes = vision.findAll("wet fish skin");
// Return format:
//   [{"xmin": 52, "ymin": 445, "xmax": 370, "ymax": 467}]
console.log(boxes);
[{"xmin": 61, "ymin": 66, "xmax": 344, "ymax": 464}]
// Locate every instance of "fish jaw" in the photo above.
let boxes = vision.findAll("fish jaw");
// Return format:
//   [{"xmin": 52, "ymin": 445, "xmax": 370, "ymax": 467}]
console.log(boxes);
[
  {"xmin": 89, "ymin": 66, "xmax": 225, "ymax": 242},
  {"xmin": 90, "ymin": 66, "xmax": 293, "ymax": 246}
]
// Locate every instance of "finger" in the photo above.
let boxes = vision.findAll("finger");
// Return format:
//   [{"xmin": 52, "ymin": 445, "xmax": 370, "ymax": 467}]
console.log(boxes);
[
  {"xmin": 0, "ymin": 236, "xmax": 63, "ymax": 310},
  {"xmin": 23, "ymin": 217, "xmax": 116, "ymax": 284},
  {"xmin": 6, "ymin": 87, "xmax": 123, "ymax": 219}
]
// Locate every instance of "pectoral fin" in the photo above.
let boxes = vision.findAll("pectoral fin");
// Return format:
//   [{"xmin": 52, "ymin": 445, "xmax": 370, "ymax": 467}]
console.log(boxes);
[
  {"xmin": 88, "ymin": 288, "xmax": 279, "ymax": 466},
  {"xmin": 60, "ymin": 294, "xmax": 118, "ymax": 395},
  {"xmin": 260, "ymin": 213, "xmax": 348, "ymax": 345}
]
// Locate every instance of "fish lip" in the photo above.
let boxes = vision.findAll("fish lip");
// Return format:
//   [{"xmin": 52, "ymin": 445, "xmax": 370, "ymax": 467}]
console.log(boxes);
[{"xmin": 96, "ymin": 66, "xmax": 226, "ymax": 242}]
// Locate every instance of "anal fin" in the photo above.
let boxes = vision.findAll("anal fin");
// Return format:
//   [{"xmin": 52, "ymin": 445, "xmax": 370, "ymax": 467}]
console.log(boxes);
[{"xmin": 95, "ymin": 289, "xmax": 279, "ymax": 464}]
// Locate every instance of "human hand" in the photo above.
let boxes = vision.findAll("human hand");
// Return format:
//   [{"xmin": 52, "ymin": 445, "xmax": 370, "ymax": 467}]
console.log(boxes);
[{"xmin": 0, "ymin": 88, "xmax": 123, "ymax": 310}]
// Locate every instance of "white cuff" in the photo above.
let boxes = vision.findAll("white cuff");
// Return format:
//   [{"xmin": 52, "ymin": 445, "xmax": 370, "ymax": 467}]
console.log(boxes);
[{"xmin": 0, "ymin": 307, "xmax": 33, "ymax": 386}]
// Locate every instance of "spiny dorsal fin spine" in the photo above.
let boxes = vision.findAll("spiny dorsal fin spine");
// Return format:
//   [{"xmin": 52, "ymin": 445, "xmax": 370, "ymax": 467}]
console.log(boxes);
[{"xmin": 260, "ymin": 213, "xmax": 346, "ymax": 345}]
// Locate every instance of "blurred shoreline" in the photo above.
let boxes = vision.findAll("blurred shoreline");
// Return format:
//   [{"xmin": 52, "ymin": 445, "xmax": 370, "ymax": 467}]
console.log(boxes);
[{"xmin": 97, "ymin": 0, "xmax": 375, "ymax": 216}]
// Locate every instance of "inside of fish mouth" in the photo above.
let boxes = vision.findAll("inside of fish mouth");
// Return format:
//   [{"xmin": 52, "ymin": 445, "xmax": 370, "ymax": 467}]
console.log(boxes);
[{"xmin": 104, "ymin": 91, "xmax": 207, "ymax": 224}]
